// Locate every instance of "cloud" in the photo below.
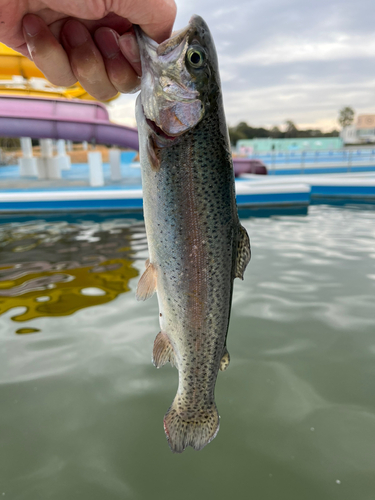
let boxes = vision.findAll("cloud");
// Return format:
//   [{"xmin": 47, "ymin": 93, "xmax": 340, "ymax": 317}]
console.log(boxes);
[
  {"xmin": 223, "ymin": 79, "xmax": 375, "ymax": 129},
  {"xmin": 107, "ymin": 95, "xmax": 137, "ymax": 128},
  {"xmin": 228, "ymin": 35, "xmax": 375, "ymax": 65},
  {"xmin": 211, "ymin": 7, "xmax": 240, "ymax": 18}
]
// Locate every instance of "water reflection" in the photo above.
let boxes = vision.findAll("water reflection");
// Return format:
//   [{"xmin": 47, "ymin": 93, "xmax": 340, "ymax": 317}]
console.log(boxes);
[
  {"xmin": 0, "ymin": 218, "xmax": 146, "ymax": 330},
  {"xmin": 0, "ymin": 206, "xmax": 375, "ymax": 499}
]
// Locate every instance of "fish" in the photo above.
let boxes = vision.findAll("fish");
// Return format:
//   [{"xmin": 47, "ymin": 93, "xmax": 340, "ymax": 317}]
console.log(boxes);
[{"xmin": 135, "ymin": 15, "xmax": 251, "ymax": 453}]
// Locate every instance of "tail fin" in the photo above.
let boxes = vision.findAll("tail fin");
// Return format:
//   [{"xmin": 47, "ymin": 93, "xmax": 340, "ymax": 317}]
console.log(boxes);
[{"xmin": 163, "ymin": 400, "xmax": 220, "ymax": 453}]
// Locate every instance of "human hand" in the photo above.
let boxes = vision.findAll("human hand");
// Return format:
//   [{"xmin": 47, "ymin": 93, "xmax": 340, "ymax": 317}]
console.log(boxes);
[{"xmin": 0, "ymin": 0, "xmax": 176, "ymax": 100}]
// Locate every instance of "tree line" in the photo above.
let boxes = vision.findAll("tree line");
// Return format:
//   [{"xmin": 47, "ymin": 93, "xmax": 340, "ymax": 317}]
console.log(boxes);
[
  {"xmin": 229, "ymin": 107, "xmax": 356, "ymax": 146},
  {"xmin": 229, "ymin": 120, "xmax": 339, "ymax": 146}
]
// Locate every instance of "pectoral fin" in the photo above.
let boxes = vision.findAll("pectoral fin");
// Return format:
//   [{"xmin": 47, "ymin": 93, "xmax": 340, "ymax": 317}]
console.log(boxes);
[
  {"xmin": 220, "ymin": 347, "xmax": 230, "ymax": 371},
  {"xmin": 235, "ymin": 225, "xmax": 251, "ymax": 280},
  {"xmin": 153, "ymin": 332, "xmax": 176, "ymax": 368},
  {"xmin": 136, "ymin": 261, "xmax": 157, "ymax": 301}
]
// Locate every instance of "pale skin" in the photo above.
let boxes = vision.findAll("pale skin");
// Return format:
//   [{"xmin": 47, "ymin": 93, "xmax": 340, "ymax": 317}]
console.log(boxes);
[{"xmin": 0, "ymin": 0, "xmax": 176, "ymax": 100}]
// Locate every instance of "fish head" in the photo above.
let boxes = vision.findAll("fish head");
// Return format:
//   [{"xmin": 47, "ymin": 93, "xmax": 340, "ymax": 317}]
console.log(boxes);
[{"xmin": 135, "ymin": 15, "xmax": 220, "ymax": 142}]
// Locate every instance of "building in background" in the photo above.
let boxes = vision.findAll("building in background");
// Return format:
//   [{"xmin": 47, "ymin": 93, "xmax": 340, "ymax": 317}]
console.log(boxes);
[
  {"xmin": 340, "ymin": 125, "xmax": 358, "ymax": 144},
  {"xmin": 340, "ymin": 115, "xmax": 375, "ymax": 144},
  {"xmin": 236, "ymin": 137, "xmax": 343, "ymax": 155}
]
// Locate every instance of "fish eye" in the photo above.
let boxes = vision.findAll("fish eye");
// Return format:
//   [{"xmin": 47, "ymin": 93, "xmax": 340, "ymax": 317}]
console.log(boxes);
[{"xmin": 187, "ymin": 48, "xmax": 205, "ymax": 68}]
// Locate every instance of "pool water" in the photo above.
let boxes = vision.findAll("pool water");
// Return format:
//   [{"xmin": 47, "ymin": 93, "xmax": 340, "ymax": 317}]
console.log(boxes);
[{"xmin": 0, "ymin": 205, "xmax": 374, "ymax": 500}]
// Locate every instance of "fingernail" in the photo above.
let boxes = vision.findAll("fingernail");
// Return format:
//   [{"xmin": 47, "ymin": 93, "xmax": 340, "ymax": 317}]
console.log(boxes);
[
  {"xmin": 23, "ymin": 15, "xmax": 41, "ymax": 37},
  {"xmin": 63, "ymin": 20, "xmax": 88, "ymax": 48},
  {"xmin": 119, "ymin": 33, "xmax": 140, "ymax": 63},
  {"xmin": 128, "ymin": 78, "xmax": 142, "ymax": 94},
  {"xmin": 95, "ymin": 29, "xmax": 120, "ymax": 59}
]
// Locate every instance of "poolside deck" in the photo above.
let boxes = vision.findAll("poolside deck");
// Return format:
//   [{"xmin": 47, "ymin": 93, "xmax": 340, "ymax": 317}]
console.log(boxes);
[
  {"xmin": 241, "ymin": 172, "xmax": 375, "ymax": 203},
  {"xmin": 0, "ymin": 162, "xmax": 311, "ymax": 213},
  {"xmin": 1, "ymin": 162, "xmax": 374, "ymax": 214}
]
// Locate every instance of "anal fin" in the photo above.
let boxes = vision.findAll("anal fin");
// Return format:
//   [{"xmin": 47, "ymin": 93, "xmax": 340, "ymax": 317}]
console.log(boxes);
[
  {"xmin": 235, "ymin": 224, "xmax": 251, "ymax": 280},
  {"xmin": 153, "ymin": 332, "xmax": 176, "ymax": 368},
  {"xmin": 220, "ymin": 347, "xmax": 230, "ymax": 371},
  {"xmin": 136, "ymin": 261, "xmax": 157, "ymax": 301}
]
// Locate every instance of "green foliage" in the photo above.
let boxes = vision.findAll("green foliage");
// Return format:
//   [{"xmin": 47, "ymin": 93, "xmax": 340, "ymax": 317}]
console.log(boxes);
[
  {"xmin": 284, "ymin": 120, "xmax": 298, "ymax": 138},
  {"xmin": 228, "ymin": 121, "xmax": 339, "ymax": 145},
  {"xmin": 338, "ymin": 107, "xmax": 355, "ymax": 128},
  {"xmin": 269, "ymin": 126, "xmax": 282, "ymax": 138}
]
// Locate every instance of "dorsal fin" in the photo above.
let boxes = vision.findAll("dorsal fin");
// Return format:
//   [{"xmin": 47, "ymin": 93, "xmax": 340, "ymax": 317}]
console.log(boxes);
[
  {"xmin": 153, "ymin": 332, "xmax": 176, "ymax": 368},
  {"xmin": 136, "ymin": 261, "xmax": 157, "ymax": 301},
  {"xmin": 235, "ymin": 225, "xmax": 251, "ymax": 280}
]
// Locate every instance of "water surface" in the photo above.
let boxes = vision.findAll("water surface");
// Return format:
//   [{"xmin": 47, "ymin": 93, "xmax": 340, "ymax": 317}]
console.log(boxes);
[{"xmin": 0, "ymin": 205, "xmax": 374, "ymax": 500}]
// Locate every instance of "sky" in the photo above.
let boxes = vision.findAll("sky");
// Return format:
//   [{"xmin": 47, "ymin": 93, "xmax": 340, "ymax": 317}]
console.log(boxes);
[{"xmin": 108, "ymin": 0, "xmax": 375, "ymax": 132}]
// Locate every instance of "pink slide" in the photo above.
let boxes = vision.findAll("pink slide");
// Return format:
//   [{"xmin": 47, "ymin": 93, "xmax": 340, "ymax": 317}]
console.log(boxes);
[{"xmin": 0, "ymin": 95, "xmax": 139, "ymax": 150}]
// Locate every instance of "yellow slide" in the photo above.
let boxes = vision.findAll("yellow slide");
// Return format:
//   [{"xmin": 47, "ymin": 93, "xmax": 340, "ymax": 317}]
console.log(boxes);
[{"xmin": 0, "ymin": 42, "xmax": 118, "ymax": 101}]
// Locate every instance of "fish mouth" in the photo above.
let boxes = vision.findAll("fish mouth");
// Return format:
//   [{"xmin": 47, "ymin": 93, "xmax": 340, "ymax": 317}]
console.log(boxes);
[
  {"xmin": 157, "ymin": 25, "xmax": 191, "ymax": 57},
  {"xmin": 156, "ymin": 15, "xmax": 204, "ymax": 56},
  {"xmin": 136, "ymin": 16, "xmax": 205, "ymax": 145},
  {"xmin": 136, "ymin": 19, "xmax": 194, "ymax": 60}
]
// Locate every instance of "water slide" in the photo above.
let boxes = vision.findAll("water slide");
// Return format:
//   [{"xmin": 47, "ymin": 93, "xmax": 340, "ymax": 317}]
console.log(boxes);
[
  {"xmin": 0, "ymin": 42, "xmax": 138, "ymax": 149},
  {"xmin": 0, "ymin": 94, "xmax": 139, "ymax": 150}
]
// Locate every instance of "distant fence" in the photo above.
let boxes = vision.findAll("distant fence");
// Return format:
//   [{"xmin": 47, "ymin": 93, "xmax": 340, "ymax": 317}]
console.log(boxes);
[{"xmin": 239, "ymin": 148, "xmax": 375, "ymax": 175}]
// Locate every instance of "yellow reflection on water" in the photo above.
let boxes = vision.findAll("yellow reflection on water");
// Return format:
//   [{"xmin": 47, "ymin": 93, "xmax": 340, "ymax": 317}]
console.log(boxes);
[
  {"xmin": 15, "ymin": 328, "xmax": 40, "ymax": 334},
  {"xmin": 0, "ymin": 258, "xmax": 138, "ymax": 322},
  {"xmin": 0, "ymin": 219, "xmax": 144, "ymax": 331}
]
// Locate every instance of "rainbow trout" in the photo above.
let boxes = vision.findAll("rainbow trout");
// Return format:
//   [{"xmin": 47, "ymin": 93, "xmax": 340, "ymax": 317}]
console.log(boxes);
[{"xmin": 135, "ymin": 15, "xmax": 251, "ymax": 453}]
